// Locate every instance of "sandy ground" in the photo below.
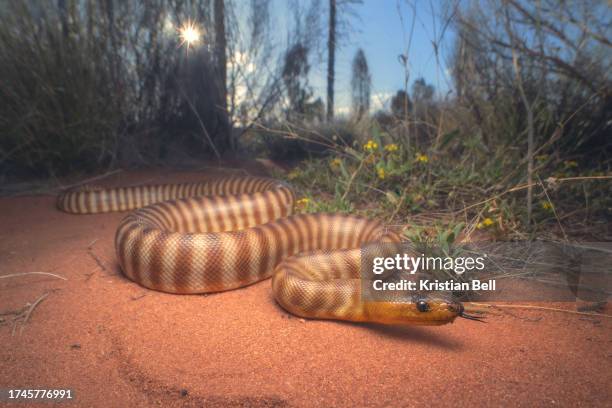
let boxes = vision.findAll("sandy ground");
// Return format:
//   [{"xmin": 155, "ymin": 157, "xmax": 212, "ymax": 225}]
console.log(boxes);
[{"xmin": 1, "ymin": 168, "xmax": 610, "ymax": 407}]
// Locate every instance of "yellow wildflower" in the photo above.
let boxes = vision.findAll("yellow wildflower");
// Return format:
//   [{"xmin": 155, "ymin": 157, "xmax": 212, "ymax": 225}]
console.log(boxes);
[
  {"xmin": 287, "ymin": 170, "xmax": 300, "ymax": 180},
  {"xmin": 363, "ymin": 140, "xmax": 379, "ymax": 152},
  {"xmin": 384, "ymin": 144, "xmax": 399, "ymax": 152},
  {"xmin": 477, "ymin": 218, "xmax": 494, "ymax": 229},
  {"xmin": 296, "ymin": 197, "xmax": 310, "ymax": 206},
  {"xmin": 377, "ymin": 167, "xmax": 386, "ymax": 179},
  {"xmin": 330, "ymin": 158, "xmax": 342, "ymax": 167},
  {"xmin": 540, "ymin": 201, "xmax": 553, "ymax": 211},
  {"xmin": 416, "ymin": 153, "xmax": 429, "ymax": 163}
]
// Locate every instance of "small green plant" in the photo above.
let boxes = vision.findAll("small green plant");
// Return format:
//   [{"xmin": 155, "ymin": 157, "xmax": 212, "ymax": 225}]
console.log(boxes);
[{"xmin": 275, "ymin": 118, "xmax": 609, "ymax": 242}]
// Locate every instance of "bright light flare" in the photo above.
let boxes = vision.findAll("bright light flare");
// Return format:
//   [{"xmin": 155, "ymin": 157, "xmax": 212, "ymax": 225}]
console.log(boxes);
[{"xmin": 179, "ymin": 21, "xmax": 201, "ymax": 48}]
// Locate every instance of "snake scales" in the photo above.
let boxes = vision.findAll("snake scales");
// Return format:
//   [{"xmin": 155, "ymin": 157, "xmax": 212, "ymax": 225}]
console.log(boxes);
[{"xmin": 57, "ymin": 175, "xmax": 467, "ymax": 325}]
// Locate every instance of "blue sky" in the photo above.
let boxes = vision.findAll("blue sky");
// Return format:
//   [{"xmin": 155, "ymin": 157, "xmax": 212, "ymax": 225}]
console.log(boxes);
[
  {"xmin": 308, "ymin": 0, "xmax": 456, "ymax": 113},
  {"xmin": 224, "ymin": 0, "xmax": 457, "ymax": 115}
]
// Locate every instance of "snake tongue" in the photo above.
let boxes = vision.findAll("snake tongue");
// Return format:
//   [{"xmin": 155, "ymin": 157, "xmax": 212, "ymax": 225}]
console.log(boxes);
[{"xmin": 459, "ymin": 311, "xmax": 487, "ymax": 323}]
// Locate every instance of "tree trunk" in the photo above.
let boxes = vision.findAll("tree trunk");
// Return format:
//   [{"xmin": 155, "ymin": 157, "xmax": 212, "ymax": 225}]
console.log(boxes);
[
  {"xmin": 504, "ymin": 8, "xmax": 535, "ymax": 227},
  {"xmin": 326, "ymin": 0, "xmax": 336, "ymax": 121},
  {"xmin": 58, "ymin": 0, "xmax": 69, "ymax": 39},
  {"xmin": 214, "ymin": 0, "xmax": 231, "ymax": 152}
]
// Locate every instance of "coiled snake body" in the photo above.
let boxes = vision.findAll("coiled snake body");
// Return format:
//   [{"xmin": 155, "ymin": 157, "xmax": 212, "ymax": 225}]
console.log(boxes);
[{"xmin": 58, "ymin": 176, "xmax": 464, "ymax": 325}]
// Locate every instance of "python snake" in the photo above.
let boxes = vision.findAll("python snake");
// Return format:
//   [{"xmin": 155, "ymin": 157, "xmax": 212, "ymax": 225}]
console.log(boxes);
[{"xmin": 57, "ymin": 175, "xmax": 469, "ymax": 325}]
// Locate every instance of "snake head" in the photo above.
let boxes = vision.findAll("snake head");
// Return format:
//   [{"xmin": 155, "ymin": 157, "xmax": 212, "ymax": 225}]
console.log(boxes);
[
  {"xmin": 411, "ymin": 295, "xmax": 486, "ymax": 324},
  {"xmin": 364, "ymin": 295, "xmax": 479, "ymax": 325},
  {"xmin": 405, "ymin": 295, "xmax": 463, "ymax": 325}
]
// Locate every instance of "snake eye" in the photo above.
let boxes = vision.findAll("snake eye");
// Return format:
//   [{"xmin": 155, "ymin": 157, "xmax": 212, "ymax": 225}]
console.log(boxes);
[{"xmin": 416, "ymin": 300, "xmax": 429, "ymax": 312}]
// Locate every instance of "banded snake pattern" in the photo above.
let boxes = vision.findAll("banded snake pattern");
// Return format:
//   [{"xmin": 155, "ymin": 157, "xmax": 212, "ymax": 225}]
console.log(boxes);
[{"xmin": 58, "ymin": 176, "xmax": 470, "ymax": 325}]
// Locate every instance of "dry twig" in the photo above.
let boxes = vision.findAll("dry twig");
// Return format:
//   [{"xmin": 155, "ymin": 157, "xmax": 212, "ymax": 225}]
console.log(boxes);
[
  {"xmin": 0, "ymin": 272, "xmax": 67, "ymax": 280},
  {"xmin": 20, "ymin": 292, "xmax": 49, "ymax": 334},
  {"xmin": 57, "ymin": 169, "xmax": 123, "ymax": 191},
  {"xmin": 470, "ymin": 302, "xmax": 612, "ymax": 319}
]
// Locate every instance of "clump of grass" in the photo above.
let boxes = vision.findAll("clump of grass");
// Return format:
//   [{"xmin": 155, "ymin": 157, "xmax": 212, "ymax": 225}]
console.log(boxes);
[
  {"xmin": 275, "ymin": 119, "xmax": 611, "ymax": 241},
  {"xmin": 0, "ymin": 3, "xmax": 124, "ymax": 177},
  {"xmin": 0, "ymin": 2, "xmax": 224, "ymax": 179}
]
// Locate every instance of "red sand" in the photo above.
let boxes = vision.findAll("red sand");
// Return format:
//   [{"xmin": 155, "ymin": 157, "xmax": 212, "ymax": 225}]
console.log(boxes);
[{"xmin": 1, "ymin": 169, "xmax": 610, "ymax": 407}]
